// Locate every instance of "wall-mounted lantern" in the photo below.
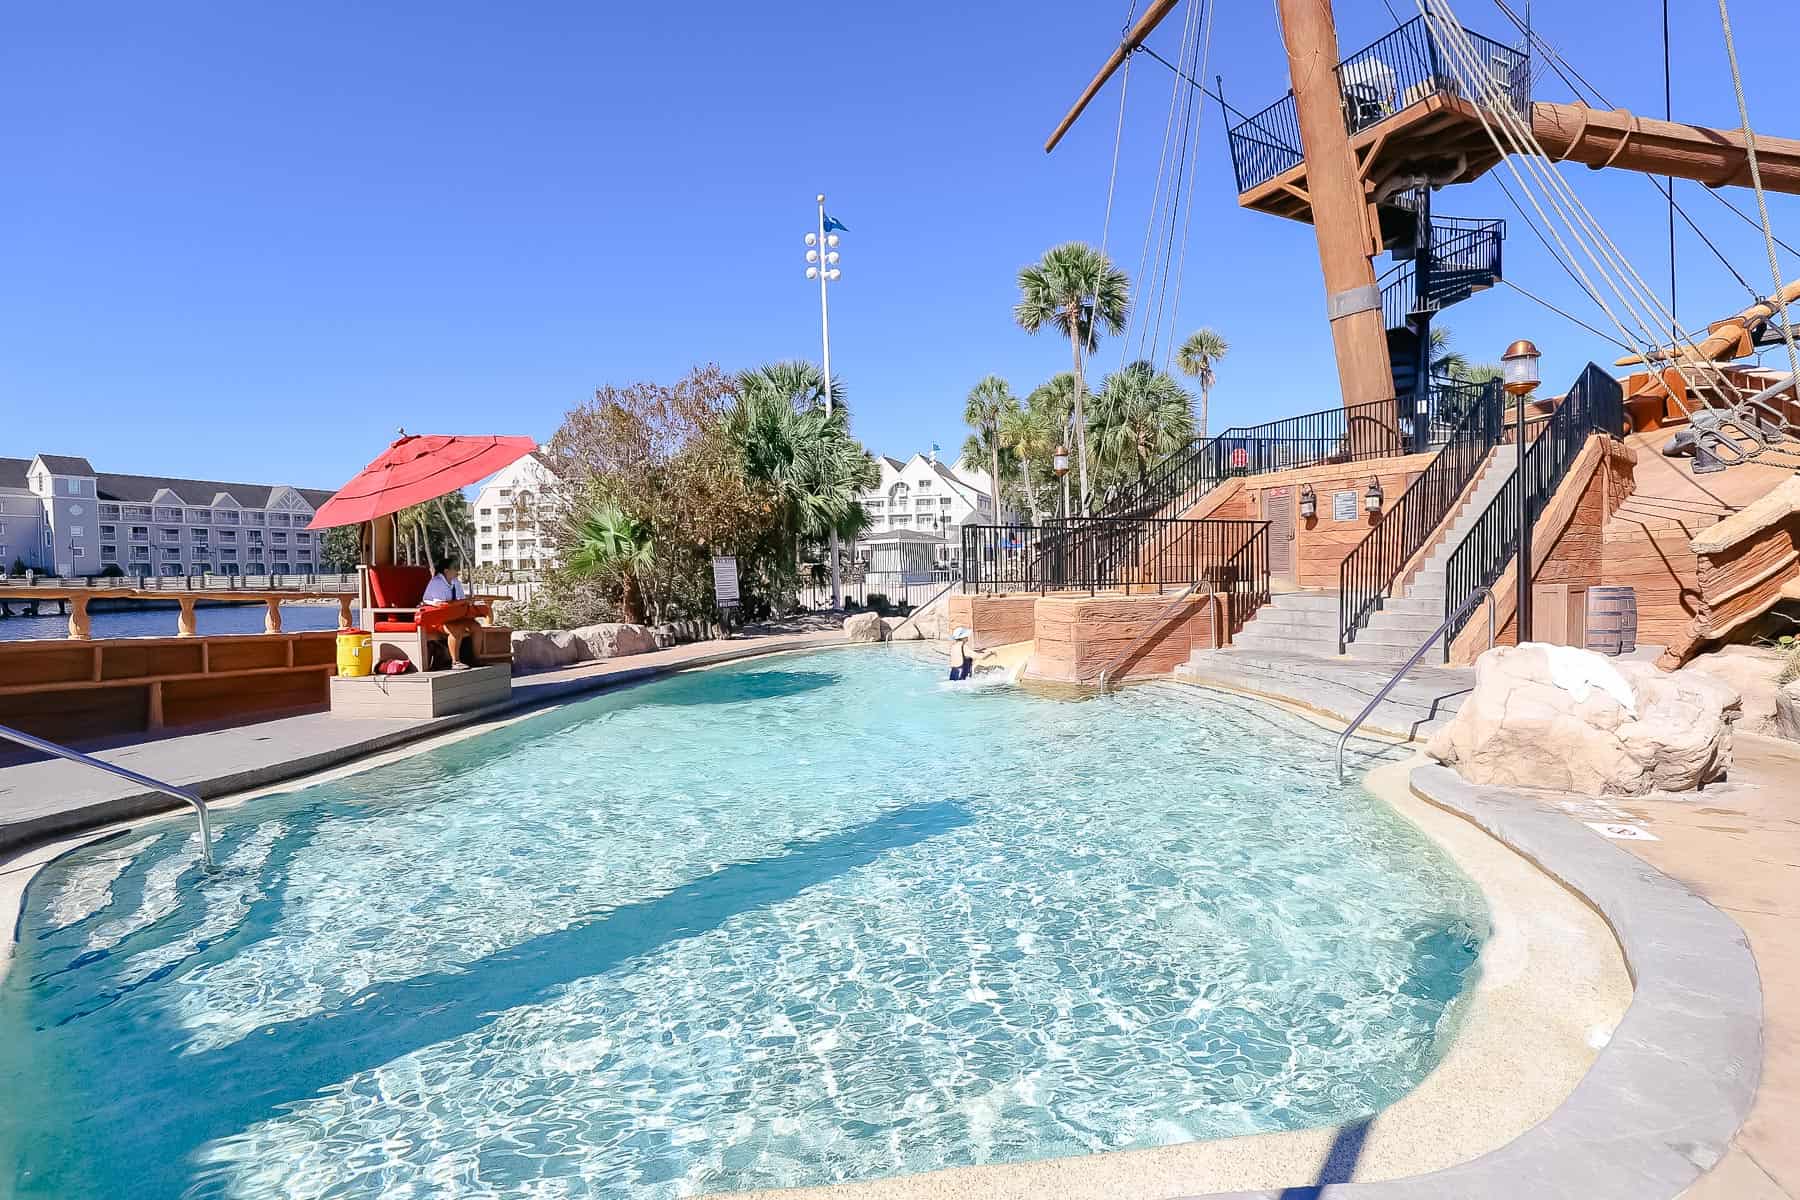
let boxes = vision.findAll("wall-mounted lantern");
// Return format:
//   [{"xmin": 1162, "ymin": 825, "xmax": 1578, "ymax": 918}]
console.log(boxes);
[
  {"xmin": 1365, "ymin": 477, "xmax": 1385, "ymax": 514},
  {"xmin": 1298, "ymin": 484, "xmax": 1317, "ymax": 520},
  {"xmin": 1052, "ymin": 445, "xmax": 1070, "ymax": 477}
]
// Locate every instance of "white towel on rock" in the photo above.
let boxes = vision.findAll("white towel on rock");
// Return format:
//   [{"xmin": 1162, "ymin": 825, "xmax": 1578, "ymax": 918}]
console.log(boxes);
[{"xmin": 1534, "ymin": 643, "xmax": 1638, "ymax": 717}]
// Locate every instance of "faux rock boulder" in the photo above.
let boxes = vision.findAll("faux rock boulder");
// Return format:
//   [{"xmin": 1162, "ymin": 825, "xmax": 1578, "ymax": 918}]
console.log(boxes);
[
  {"xmin": 1427, "ymin": 644, "xmax": 1741, "ymax": 795},
  {"xmin": 1777, "ymin": 679, "xmax": 1800, "ymax": 741},
  {"xmin": 573, "ymin": 623, "xmax": 657, "ymax": 660},
  {"xmin": 510, "ymin": 630, "xmax": 585, "ymax": 672},
  {"xmin": 843, "ymin": 612, "xmax": 886, "ymax": 643}
]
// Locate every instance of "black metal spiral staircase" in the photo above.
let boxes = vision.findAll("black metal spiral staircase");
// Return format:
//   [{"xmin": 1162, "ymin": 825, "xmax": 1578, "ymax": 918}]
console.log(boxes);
[{"xmin": 1379, "ymin": 193, "xmax": 1506, "ymax": 445}]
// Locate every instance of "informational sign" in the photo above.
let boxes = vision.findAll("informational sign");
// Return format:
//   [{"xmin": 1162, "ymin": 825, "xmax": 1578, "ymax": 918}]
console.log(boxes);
[
  {"xmin": 1332, "ymin": 489, "xmax": 1359, "ymax": 521},
  {"xmin": 711, "ymin": 555, "xmax": 740, "ymax": 606}
]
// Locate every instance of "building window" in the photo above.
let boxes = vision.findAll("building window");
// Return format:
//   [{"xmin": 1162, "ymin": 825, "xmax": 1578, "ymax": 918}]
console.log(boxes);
[
  {"xmin": 162, "ymin": 548, "xmax": 180, "ymax": 560},
  {"xmin": 272, "ymin": 532, "xmax": 287, "ymax": 544},
  {"xmin": 130, "ymin": 526, "xmax": 148, "ymax": 542},
  {"xmin": 64, "ymin": 479, "xmax": 80, "ymax": 495},
  {"xmin": 245, "ymin": 512, "xmax": 264, "ymax": 525},
  {"xmin": 99, "ymin": 504, "xmax": 120, "ymax": 519},
  {"xmin": 101, "ymin": 545, "xmax": 117, "ymax": 560},
  {"xmin": 192, "ymin": 530, "xmax": 209, "ymax": 544},
  {"xmin": 72, "ymin": 547, "xmax": 84, "ymax": 558},
  {"xmin": 219, "ymin": 529, "xmax": 236, "ymax": 542},
  {"xmin": 498, "ymin": 488, "xmax": 513, "ymax": 498},
  {"xmin": 99, "ymin": 524, "xmax": 115, "ymax": 537},
  {"xmin": 162, "ymin": 528, "xmax": 181, "ymax": 543},
  {"xmin": 188, "ymin": 509, "xmax": 210, "ymax": 525},
  {"xmin": 70, "ymin": 525, "xmax": 85, "ymax": 537}
]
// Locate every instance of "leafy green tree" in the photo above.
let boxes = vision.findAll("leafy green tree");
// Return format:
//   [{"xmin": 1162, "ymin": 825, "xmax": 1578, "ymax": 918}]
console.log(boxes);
[
  {"xmin": 320, "ymin": 524, "xmax": 362, "ymax": 571},
  {"xmin": 1089, "ymin": 361, "xmax": 1195, "ymax": 487},
  {"xmin": 566, "ymin": 502, "xmax": 656, "ymax": 623},
  {"xmin": 1175, "ymin": 327, "xmax": 1228, "ymax": 440},
  {"xmin": 963, "ymin": 375, "xmax": 1015, "ymax": 523},
  {"xmin": 1014, "ymin": 242, "xmax": 1130, "ymax": 514}
]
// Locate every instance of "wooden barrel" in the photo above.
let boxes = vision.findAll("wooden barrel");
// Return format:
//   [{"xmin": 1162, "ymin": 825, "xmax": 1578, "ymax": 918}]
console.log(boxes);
[{"xmin": 1586, "ymin": 586, "xmax": 1638, "ymax": 656}]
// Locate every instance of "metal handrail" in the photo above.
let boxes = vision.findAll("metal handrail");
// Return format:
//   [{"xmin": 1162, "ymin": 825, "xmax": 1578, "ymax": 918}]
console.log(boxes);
[
  {"xmin": 0, "ymin": 722, "xmax": 216, "ymax": 870},
  {"xmin": 1333, "ymin": 586, "xmax": 1492, "ymax": 785},
  {"xmin": 884, "ymin": 578, "xmax": 959, "ymax": 640},
  {"xmin": 1096, "ymin": 583, "xmax": 1199, "ymax": 694}
]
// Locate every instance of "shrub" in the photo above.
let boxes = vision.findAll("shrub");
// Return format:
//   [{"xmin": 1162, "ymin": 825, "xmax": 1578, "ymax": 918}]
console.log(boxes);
[{"xmin": 864, "ymin": 592, "xmax": 894, "ymax": 617}]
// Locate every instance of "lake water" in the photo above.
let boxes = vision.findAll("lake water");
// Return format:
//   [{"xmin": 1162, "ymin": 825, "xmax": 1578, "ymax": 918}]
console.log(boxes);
[{"xmin": 0, "ymin": 603, "xmax": 354, "ymax": 642}]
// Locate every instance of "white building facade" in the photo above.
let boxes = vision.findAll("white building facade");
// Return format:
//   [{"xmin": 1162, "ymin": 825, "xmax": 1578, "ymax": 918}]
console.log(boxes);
[
  {"xmin": 471, "ymin": 454, "xmax": 563, "ymax": 570},
  {"xmin": 0, "ymin": 454, "xmax": 334, "ymax": 577},
  {"xmin": 855, "ymin": 451, "xmax": 1011, "ymax": 567}
]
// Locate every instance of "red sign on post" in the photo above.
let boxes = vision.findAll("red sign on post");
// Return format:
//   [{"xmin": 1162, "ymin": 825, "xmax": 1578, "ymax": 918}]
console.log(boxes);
[{"xmin": 1229, "ymin": 447, "xmax": 1249, "ymax": 469}]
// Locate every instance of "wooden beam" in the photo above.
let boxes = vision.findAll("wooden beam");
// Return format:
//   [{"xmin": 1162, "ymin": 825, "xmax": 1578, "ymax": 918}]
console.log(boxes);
[
  {"xmin": 1044, "ymin": 0, "xmax": 1182, "ymax": 154},
  {"xmin": 1534, "ymin": 101, "xmax": 1800, "ymax": 193}
]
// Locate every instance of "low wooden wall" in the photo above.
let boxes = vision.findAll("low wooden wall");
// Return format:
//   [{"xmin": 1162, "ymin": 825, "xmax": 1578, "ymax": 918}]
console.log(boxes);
[
  {"xmin": 1659, "ymin": 476, "xmax": 1800, "ymax": 667},
  {"xmin": 1027, "ymin": 591, "xmax": 1232, "ymax": 685},
  {"xmin": 0, "ymin": 631, "xmax": 337, "ymax": 745},
  {"xmin": 946, "ymin": 593, "xmax": 1038, "ymax": 650}
]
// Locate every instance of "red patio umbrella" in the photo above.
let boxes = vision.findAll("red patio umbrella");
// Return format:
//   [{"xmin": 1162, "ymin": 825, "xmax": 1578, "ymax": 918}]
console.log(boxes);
[{"xmin": 307, "ymin": 433, "xmax": 537, "ymax": 530}]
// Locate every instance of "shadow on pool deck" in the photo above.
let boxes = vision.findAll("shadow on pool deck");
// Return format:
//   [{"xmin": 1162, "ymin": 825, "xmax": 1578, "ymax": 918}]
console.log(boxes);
[
  {"xmin": 1277, "ymin": 1119, "xmax": 1371, "ymax": 1197},
  {"xmin": 10, "ymin": 797, "xmax": 975, "ymax": 1198}
]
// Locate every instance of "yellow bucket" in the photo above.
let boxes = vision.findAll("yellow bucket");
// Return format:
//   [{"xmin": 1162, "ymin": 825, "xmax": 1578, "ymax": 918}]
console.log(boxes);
[{"xmin": 336, "ymin": 628, "xmax": 373, "ymax": 677}]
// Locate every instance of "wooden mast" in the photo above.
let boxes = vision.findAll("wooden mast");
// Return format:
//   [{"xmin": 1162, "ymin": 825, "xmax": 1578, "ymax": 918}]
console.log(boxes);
[{"xmin": 1277, "ymin": 0, "xmax": 1398, "ymax": 442}]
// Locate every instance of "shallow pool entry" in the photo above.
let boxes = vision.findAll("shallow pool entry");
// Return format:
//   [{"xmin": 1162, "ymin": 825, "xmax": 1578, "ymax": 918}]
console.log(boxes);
[{"xmin": 1, "ymin": 648, "xmax": 1485, "ymax": 1198}]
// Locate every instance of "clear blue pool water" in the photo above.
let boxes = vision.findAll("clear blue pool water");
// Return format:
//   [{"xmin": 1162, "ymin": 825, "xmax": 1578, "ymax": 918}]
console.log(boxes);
[{"xmin": 1, "ymin": 646, "xmax": 1485, "ymax": 1199}]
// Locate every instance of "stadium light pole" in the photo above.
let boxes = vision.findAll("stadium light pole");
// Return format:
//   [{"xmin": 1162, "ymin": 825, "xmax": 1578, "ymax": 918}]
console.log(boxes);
[{"xmin": 805, "ymin": 193, "xmax": 845, "ymax": 610}]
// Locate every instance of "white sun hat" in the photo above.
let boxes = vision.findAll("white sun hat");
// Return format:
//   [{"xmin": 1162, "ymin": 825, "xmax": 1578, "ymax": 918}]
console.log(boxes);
[{"xmin": 952, "ymin": 627, "xmax": 972, "ymax": 640}]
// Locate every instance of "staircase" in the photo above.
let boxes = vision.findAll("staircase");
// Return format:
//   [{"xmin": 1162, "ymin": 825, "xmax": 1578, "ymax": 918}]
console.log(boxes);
[
  {"xmin": 1379, "ymin": 206, "xmax": 1505, "ymax": 439},
  {"xmin": 1213, "ymin": 447, "xmax": 1513, "ymax": 665}
]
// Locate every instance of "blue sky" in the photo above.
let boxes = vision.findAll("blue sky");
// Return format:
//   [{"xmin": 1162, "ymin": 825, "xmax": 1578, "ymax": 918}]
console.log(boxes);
[{"xmin": 2, "ymin": 1, "xmax": 1796, "ymax": 488}]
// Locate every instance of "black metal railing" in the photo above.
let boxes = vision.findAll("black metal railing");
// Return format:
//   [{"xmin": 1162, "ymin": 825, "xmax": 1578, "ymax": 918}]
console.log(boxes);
[
  {"xmin": 1098, "ymin": 398, "xmax": 1411, "ymax": 523},
  {"xmin": 1442, "ymin": 364, "xmax": 1626, "ymax": 651},
  {"xmin": 1227, "ymin": 15, "xmax": 1528, "ymax": 194},
  {"xmin": 1338, "ymin": 379, "xmax": 1505, "ymax": 653},
  {"xmin": 961, "ymin": 517, "xmax": 1270, "ymax": 618},
  {"xmin": 1380, "ymin": 259, "xmax": 1417, "ymax": 330}
]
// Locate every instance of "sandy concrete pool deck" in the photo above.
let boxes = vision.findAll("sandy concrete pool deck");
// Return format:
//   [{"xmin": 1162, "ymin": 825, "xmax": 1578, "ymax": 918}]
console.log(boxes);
[{"xmin": 0, "ymin": 641, "xmax": 1779, "ymax": 1200}]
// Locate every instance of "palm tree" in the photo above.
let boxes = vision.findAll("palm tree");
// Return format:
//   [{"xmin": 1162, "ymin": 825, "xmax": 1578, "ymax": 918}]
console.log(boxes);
[
  {"xmin": 1090, "ymin": 361, "xmax": 1195, "ymax": 484},
  {"xmin": 1026, "ymin": 373, "xmax": 1078, "ymax": 517},
  {"xmin": 1428, "ymin": 326, "xmax": 1468, "ymax": 378},
  {"xmin": 1175, "ymin": 328, "xmax": 1228, "ymax": 441},
  {"xmin": 1000, "ymin": 397, "xmax": 1054, "ymax": 524},
  {"xmin": 567, "ymin": 504, "xmax": 656, "ymax": 623},
  {"xmin": 963, "ymin": 375, "xmax": 1015, "ymax": 524},
  {"xmin": 1014, "ymin": 242, "xmax": 1130, "ymax": 514},
  {"xmin": 729, "ymin": 362, "xmax": 878, "ymax": 597}
]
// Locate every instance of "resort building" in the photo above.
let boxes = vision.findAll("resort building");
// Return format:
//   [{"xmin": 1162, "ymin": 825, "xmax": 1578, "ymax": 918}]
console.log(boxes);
[
  {"xmin": 856, "ymin": 450, "xmax": 1008, "ymax": 567},
  {"xmin": 471, "ymin": 453, "xmax": 563, "ymax": 570},
  {"xmin": 0, "ymin": 453, "xmax": 334, "ymax": 577}
]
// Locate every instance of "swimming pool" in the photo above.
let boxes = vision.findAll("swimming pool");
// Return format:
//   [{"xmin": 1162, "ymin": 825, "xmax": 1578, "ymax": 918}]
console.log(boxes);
[{"xmin": 2, "ymin": 647, "xmax": 1486, "ymax": 1198}]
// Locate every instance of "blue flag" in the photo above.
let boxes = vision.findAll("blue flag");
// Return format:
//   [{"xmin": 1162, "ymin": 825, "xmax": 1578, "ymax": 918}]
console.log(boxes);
[{"xmin": 823, "ymin": 214, "xmax": 849, "ymax": 234}]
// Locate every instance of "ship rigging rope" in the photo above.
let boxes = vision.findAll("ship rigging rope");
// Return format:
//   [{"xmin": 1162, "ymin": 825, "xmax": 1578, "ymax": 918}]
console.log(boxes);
[
  {"xmin": 1098, "ymin": 0, "xmax": 1138, "ymax": 264},
  {"xmin": 1138, "ymin": 0, "xmax": 1206, "ymax": 365},
  {"xmin": 1490, "ymin": 0, "xmax": 1800, "ymax": 265},
  {"xmin": 1419, "ymin": 1, "xmax": 1740, "ymax": 422},
  {"xmin": 1128, "ymin": 0, "xmax": 1196, "ymax": 371},
  {"xmin": 1499, "ymin": 278, "xmax": 1637, "ymax": 354},
  {"xmin": 1715, "ymin": 0, "xmax": 1800, "ymax": 387},
  {"xmin": 1155, "ymin": 0, "xmax": 1217, "ymax": 371}
]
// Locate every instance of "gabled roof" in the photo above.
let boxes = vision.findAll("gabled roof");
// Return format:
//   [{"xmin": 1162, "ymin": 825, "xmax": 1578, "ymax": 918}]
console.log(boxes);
[
  {"xmin": 881, "ymin": 455, "xmax": 906, "ymax": 471},
  {"xmin": 928, "ymin": 460, "xmax": 988, "ymax": 504},
  {"xmin": 0, "ymin": 459, "xmax": 29, "ymax": 490},
  {"xmin": 33, "ymin": 454, "xmax": 96, "ymax": 475},
  {"xmin": 93, "ymin": 470, "xmax": 334, "ymax": 509}
]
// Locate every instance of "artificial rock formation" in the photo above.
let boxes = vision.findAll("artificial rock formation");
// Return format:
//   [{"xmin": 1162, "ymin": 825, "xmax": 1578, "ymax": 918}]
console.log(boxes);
[
  {"xmin": 573, "ymin": 623, "xmax": 657, "ymax": 660},
  {"xmin": 843, "ymin": 612, "xmax": 887, "ymax": 643},
  {"xmin": 1777, "ymin": 679, "xmax": 1800, "ymax": 742},
  {"xmin": 1428, "ymin": 644, "xmax": 1741, "ymax": 795},
  {"xmin": 509, "ymin": 624, "xmax": 658, "ymax": 673}
]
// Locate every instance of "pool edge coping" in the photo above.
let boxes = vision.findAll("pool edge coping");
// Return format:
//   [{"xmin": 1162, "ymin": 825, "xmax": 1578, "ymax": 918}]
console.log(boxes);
[{"xmin": 1240, "ymin": 763, "xmax": 1765, "ymax": 1200}]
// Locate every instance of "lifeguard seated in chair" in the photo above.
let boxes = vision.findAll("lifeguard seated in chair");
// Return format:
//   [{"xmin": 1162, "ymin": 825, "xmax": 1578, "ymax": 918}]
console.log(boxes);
[{"xmin": 366, "ymin": 561, "xmax": 490, "ymax": 671}]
